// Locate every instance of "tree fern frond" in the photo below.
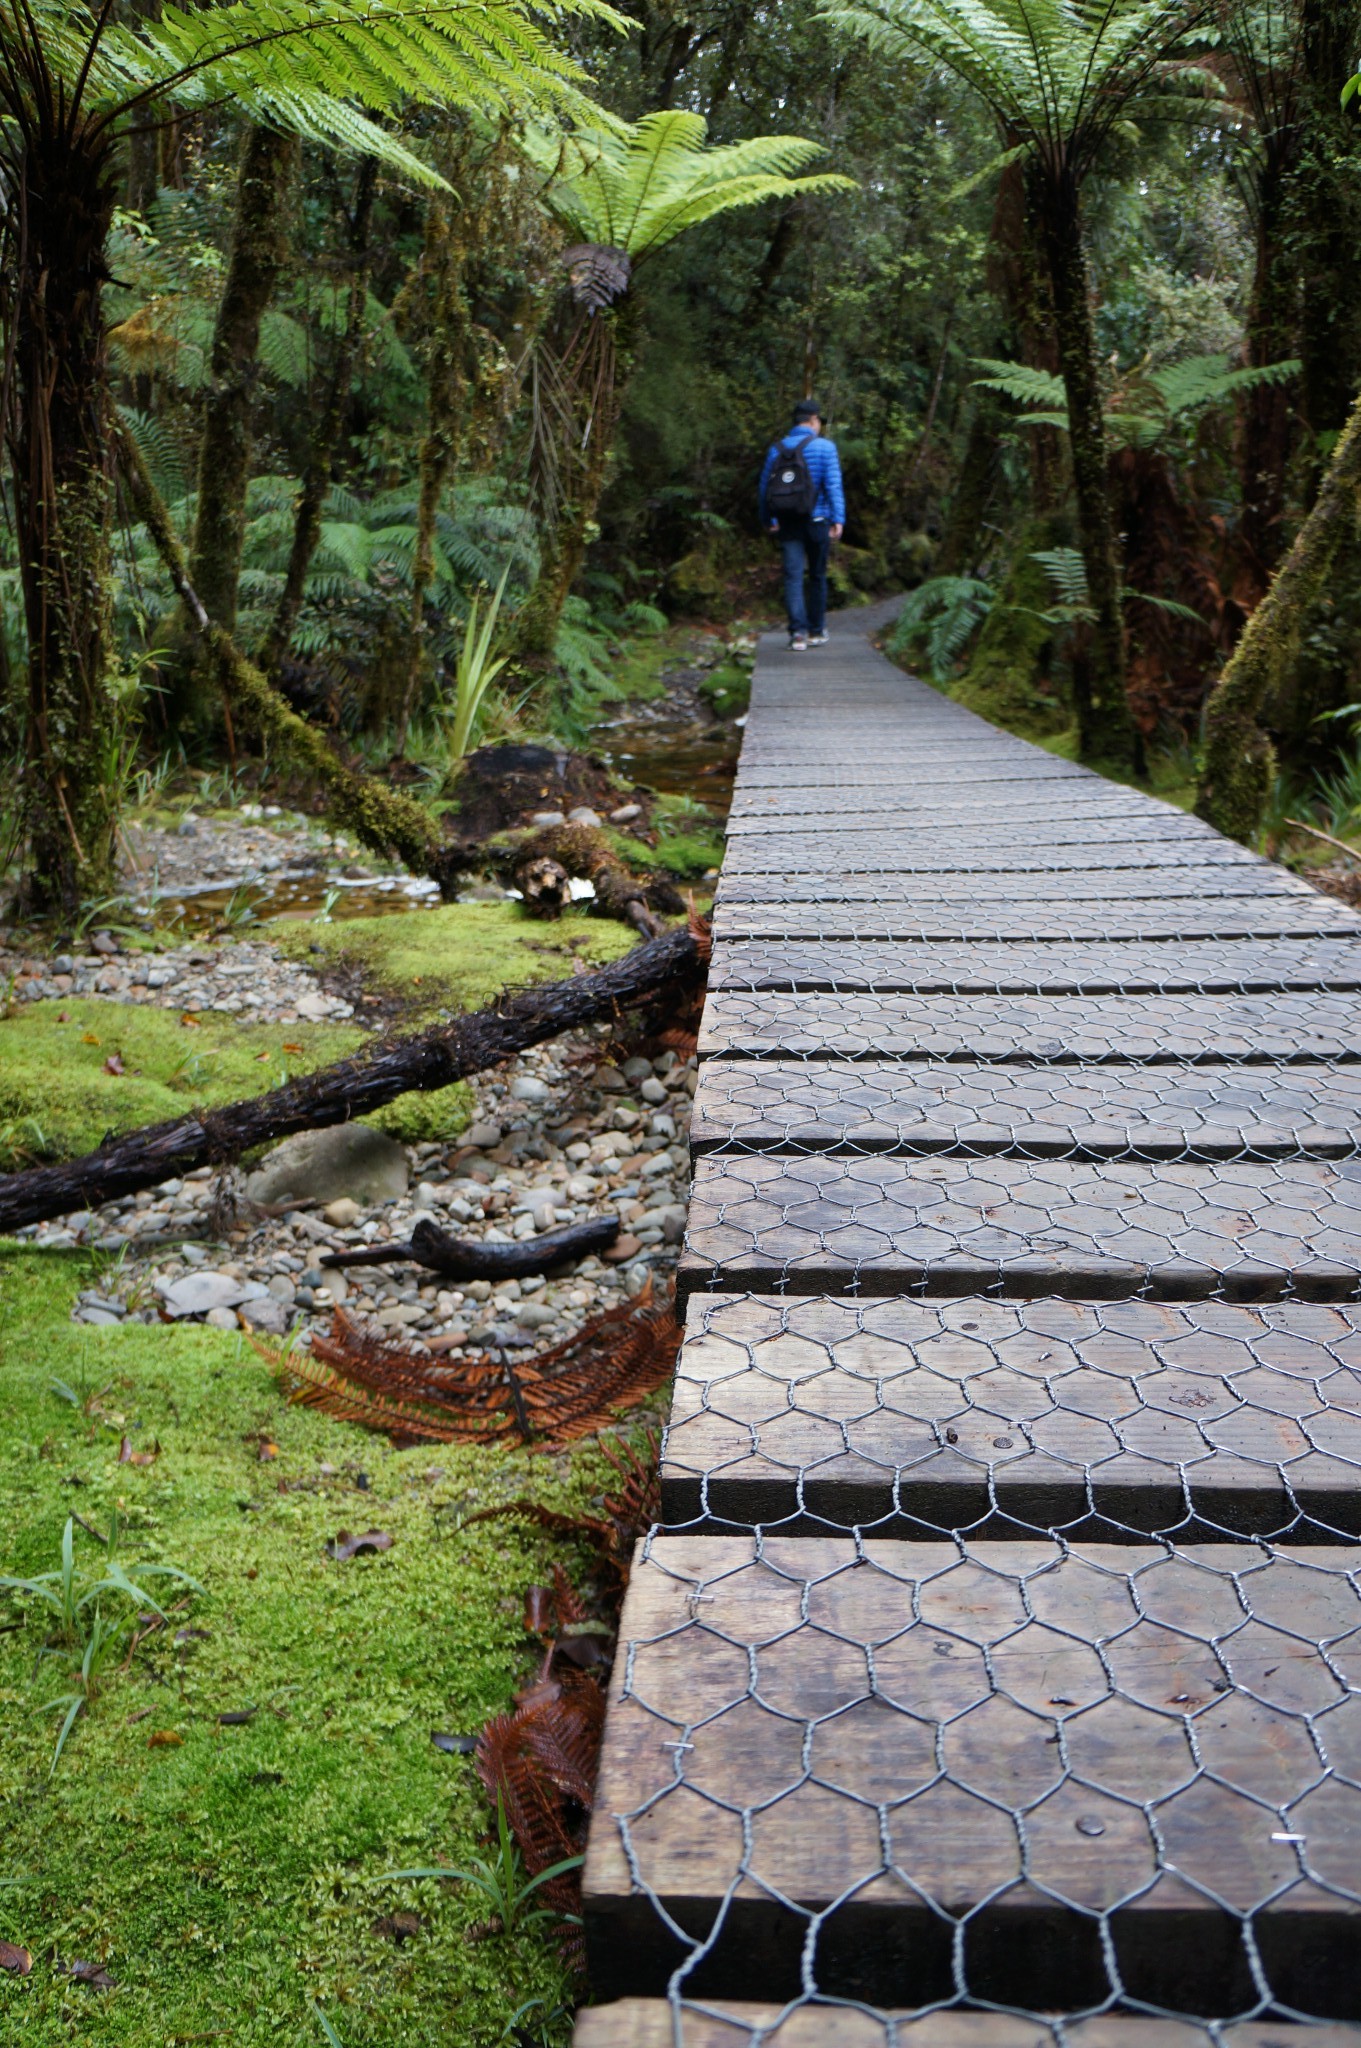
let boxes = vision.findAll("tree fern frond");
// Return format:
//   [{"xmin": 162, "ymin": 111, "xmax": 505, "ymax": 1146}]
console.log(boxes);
[
  {"xmin": 971, "ymin": 358, "xmax": 1068, "ymax": 408},
  {"xmin": 520, "ymin": 110, "xmax": 855, "ymax": 265}
]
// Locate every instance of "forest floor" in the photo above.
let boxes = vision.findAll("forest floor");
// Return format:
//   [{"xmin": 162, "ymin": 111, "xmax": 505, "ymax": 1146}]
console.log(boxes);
[{"xmin": 0, "ymin": 621, "xmax": 750, "ymax": 2048}]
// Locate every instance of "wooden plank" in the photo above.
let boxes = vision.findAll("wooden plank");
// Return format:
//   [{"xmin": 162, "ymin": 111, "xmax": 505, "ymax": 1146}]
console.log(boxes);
[
  {"xmin": 716, "ymin": 870, "xmax": 1311, "ymax": 904},
  {"xmin": 721, "ymin": 842, "xmax": 1265, "ymax": 874},
  {"xmin": 696, "ymin": 990, "xmax": 1361, "ymax": 1064},
  {"xmin": 575, "ymin": 2004, "xmax": 1361, "ymax": 2048},
  {"xmin": 722, "ymin": 814, "xmax": 1231, "ymax": 841},
  {"xmin": 583, "ymin": 1535, "xmax": 1361, "ymax": 2012},
  {"xmin": 661, "ymin": 1294, "xmax": 1361, "ymax": 1538},
  {"xmin": 710, "ymin": 902, "xmax": 1360, "ymax": 942},
  {"xmin": 677, "ymin": 1152, "xmax": 1361, "ymax": 1302},
  {"xmin": 726, "ymin": 794, "xmax": 1168, "ymax": 824},
  {"xmin": 688, "ymin": 1058, "xmax": 1361, "ymax": 1160},
  {"xmin": 706, "ymin": 939, "xmax": 1361, "ymax": 994}
]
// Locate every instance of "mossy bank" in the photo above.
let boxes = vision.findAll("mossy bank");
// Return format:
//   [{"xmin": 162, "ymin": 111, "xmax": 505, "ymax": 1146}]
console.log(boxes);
[{"xmin": 0, "ymin": 1250, "xmax": 613, "ymax": 2045}]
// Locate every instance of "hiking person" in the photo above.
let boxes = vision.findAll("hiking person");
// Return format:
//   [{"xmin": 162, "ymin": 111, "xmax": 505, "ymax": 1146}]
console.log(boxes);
[{"xmin": 759, "ymin": 398, "xmax": 846, "ymax": 651}]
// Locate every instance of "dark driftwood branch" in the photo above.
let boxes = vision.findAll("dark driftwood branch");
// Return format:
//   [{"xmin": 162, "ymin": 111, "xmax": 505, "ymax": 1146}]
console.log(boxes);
[
  {"xmin": 323, "ymin": 1215, "xmax": 620, "ymax": 1278},
  {"xmin": 0, "ymin": 927, "xmax": 701, "ymax": 1234}
]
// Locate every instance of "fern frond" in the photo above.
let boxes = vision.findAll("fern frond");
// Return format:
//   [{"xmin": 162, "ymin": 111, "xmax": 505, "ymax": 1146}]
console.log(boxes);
[
  {"xmin": 971, "ymin": 358, "xmax": 1067, "ymax": 408},
  {"xmin": 520, "ymin": 109, "xmax": 854, "ymax": 265}
]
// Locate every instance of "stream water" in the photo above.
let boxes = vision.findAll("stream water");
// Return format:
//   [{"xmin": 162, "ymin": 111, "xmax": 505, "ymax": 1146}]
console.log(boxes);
[{"xmin": 139, "ymin": 688, "xmax": 740, "ymax": 936}]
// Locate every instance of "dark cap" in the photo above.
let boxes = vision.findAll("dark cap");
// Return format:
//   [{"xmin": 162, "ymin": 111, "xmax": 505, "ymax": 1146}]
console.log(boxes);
[{"xmin": 793, "ymin": 398, "xmax": 822, "ymax": 422}]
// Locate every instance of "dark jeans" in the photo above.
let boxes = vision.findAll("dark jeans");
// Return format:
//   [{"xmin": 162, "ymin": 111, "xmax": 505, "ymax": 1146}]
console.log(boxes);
[{"xmin": 778, "ymin": 516, "xmax": 830, "ymax": 636}]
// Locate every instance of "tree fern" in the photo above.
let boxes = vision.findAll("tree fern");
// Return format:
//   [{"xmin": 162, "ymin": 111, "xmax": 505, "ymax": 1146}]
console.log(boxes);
[
  {"xmin": 519, "ymin": 110, "xmax": 855, "ymax": 267},
  {"xmin": 888, "ymin": 576, "xmax": 995, "ymax": 681},
  {"xmin": 975, "ymin": 350, "xmax": 1301, "ymax": 446}
]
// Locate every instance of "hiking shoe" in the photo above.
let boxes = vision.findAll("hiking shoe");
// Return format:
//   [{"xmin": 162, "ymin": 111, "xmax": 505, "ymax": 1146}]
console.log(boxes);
[
  {"xmin": 790, "ymin": 633, "xmax": 809, "ymax": 652},
  {"xmin": 808, "ymin": 630, "xmax": 829, "ymax": 646}
]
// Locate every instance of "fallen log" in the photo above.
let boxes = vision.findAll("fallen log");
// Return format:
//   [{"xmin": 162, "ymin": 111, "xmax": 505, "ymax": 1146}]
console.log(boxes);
[
  {"xmin": 322, "ymin": 1215, "xmax": 619, "ymax": 1278},
  {"xmin": 0, "ymin": 926, "xmax": 702, "ymax": 1235}
]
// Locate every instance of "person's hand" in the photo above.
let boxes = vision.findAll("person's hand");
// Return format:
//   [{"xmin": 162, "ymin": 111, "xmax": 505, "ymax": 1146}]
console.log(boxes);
[{"xmin": 829, "ymin": 523, "xmax": 844, "ymax": 541}]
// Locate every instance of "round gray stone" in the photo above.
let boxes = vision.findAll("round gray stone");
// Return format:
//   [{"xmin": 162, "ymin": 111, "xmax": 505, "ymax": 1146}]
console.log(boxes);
[{"xmin": 245, "ymin": 1124, "xmax": 409, "ymax": 1207}]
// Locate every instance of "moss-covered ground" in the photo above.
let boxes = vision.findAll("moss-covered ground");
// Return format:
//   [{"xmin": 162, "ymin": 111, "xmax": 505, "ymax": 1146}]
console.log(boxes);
[
  {"xmin": 271, "ymin": 904, "xmax": 635, "ymax": 1023},
  {"xmin": 0, "ymin": 1001, "xmax": 365, "ymax": 1168},
  {"xmin": 0, "ymin": 1250, "xmax": 605, "ymax": 2045}
]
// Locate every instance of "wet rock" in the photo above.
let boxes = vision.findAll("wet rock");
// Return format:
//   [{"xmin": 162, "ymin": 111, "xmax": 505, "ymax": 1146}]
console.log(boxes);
[
  {"xmin": 621, "ymin": 1057, "xmax": 653, "ymax": 1084},
  {"xmin": 602, "ymin": 1234, "xmax": 642, "ymax": 1263},
  {"xmin": 567, "ymin": 806, "xmax": 602, "ymax": 827},
  {"xmin": 323, "ymin": 1197, "xmax": 362, "ymax": 1228},
  {"xmin": 510, "ymin": 1076, "xmax": 549, "ymax": 1105},
  {"xmin": 239, "ymin": 1297, "xmax": 290, "ymax": 1335},
  {"xmin": 592, "ymin": 1064, "xmax": 627, "ymax": 1093},
  {"xmin": 464, "ymin": 1121, "xmax": 502, "ymax": 1150},
  {"xmin": 159, "ymin": 1272, "xmax": 264, "ymax": 1319},
  {"xmin": 609, "ymin": 804, "xmax": 642, "ymax": 824},
  {"xmin": 247, "ymin": 1127, "xmax": 409, "ymax": 1208}
]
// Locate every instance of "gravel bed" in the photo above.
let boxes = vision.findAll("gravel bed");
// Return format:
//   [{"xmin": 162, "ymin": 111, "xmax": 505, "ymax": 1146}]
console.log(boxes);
[{"xmin": 18, "ymin": 1034, "xmax": 695, "ymax": 1352}]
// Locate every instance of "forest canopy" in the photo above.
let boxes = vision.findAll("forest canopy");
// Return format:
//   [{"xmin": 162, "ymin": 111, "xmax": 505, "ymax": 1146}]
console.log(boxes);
[{"xmin": 3, "ymin": 0, "xmax": 1361, "ymax": 909}]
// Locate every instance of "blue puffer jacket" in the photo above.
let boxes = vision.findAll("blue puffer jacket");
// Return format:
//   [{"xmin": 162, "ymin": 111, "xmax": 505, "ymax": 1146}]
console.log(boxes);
[{"xmin": 759, "ymin": 424, "xmax": 846, "ymax": 526}]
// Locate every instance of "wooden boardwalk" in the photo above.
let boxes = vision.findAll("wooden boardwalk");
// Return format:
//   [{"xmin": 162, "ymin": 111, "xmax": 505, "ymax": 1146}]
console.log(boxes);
[{"xmin": 577, "ymin": 605, "xmax": 1361, "ymax": 2045}]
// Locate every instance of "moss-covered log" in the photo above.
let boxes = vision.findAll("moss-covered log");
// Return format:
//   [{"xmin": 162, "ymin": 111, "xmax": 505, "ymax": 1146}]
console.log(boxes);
[
  {"xmin": 0, "ymin": 925, "xmax": 703, "ymax": 1233},
  {"xmin": 454, "ymin": 821, "xmax": 685, "ymax": 936},
  {"xmin": 1198, "ymin": 392, "xmax": 1361, "ymax": 842}
]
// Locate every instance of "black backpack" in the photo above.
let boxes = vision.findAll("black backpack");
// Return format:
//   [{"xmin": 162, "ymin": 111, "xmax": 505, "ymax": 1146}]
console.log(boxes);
[{"xmin": 765, "ymin": 434, "xmax": 818, "ymax": 519}]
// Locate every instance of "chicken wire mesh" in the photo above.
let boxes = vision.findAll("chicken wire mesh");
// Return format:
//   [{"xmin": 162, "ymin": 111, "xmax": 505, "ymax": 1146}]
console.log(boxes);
[{"xmin": 575, "ymin": 618, "xmax": 1361, "ymax": 2046}]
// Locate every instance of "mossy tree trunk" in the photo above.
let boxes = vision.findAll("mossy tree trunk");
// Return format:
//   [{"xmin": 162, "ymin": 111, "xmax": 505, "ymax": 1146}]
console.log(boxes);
[
  {"xmin": 1033, "ymin": 165, "xmax": 1137, "ymax": 768},
  {"xmin": 1198, "ymin": 393, "xmax": 1361, "ymax": 842},
  {"xmin": 188, "ymin": 123, "xmax": 299, "ymax": 638},
  {"xmin": 258, "ymin": 156, "xmax": 377, "ymax": 676},
  {"xmin": 10, "ymin": 120, "xmax": 121, "ymax": 914}
]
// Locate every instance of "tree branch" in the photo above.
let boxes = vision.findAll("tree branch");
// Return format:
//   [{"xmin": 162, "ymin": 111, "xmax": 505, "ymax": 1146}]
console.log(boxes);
[{"xmin": 0, "ymin": 925, "xmax": 703, "ymax": 1234}]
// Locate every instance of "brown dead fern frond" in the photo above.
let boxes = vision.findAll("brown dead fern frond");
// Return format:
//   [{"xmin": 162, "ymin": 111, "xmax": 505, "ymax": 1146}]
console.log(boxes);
[{"xmin": 258, "ymin": 1284, "xmax": 678, "ymax": 1448}]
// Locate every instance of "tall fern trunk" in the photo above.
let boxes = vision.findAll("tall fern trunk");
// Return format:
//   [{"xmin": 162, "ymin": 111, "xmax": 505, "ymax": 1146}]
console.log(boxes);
[
  {"xmin": 1034, "ymin": 169, "xmax": 1137, "ymax": 769},
  {"xmin": 258, "ymin": 157, "xmax": 377, "ymax": 676},
  {"xmin": 189, "ymin": 123, "xmax": 299, "ymax": 637},
  {"xmin": 511, "ymin": 310, "xmax": 628, "ymax": 666},
  {"xmin": 1198, "ymin": 393, "xmax": 1361, "ymax": 841},
  {"xmin": 10, "ymin": 122, "xmax": 120, "ymax": 914},
  {"xmin": 395, "ymin": 194, "xmax": 470, "ymax": 755}
]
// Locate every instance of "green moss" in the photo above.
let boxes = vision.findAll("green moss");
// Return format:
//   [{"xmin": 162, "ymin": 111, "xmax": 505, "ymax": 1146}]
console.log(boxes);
[
  {"xmin": 651, "ymin": 831, "xmax": 725, "ymax": 879},
  {"xmin": 271, "ymin": 902, "xmax": 635, "ymax": 1020},
  {"xmin": 367, "ymin": 1080, "xmax": 474, "ymax": 1145},
  {"xmin": 698, "ymin": 664, "xmax": 750, "ymax": 717},
  {"xmin": 0, "ymin": 1000, "xmax": 364, "ymax": 1167},
  {"xmin": 0, "ymin": 1249, "xmax": 601, "ymax": 2045}
]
